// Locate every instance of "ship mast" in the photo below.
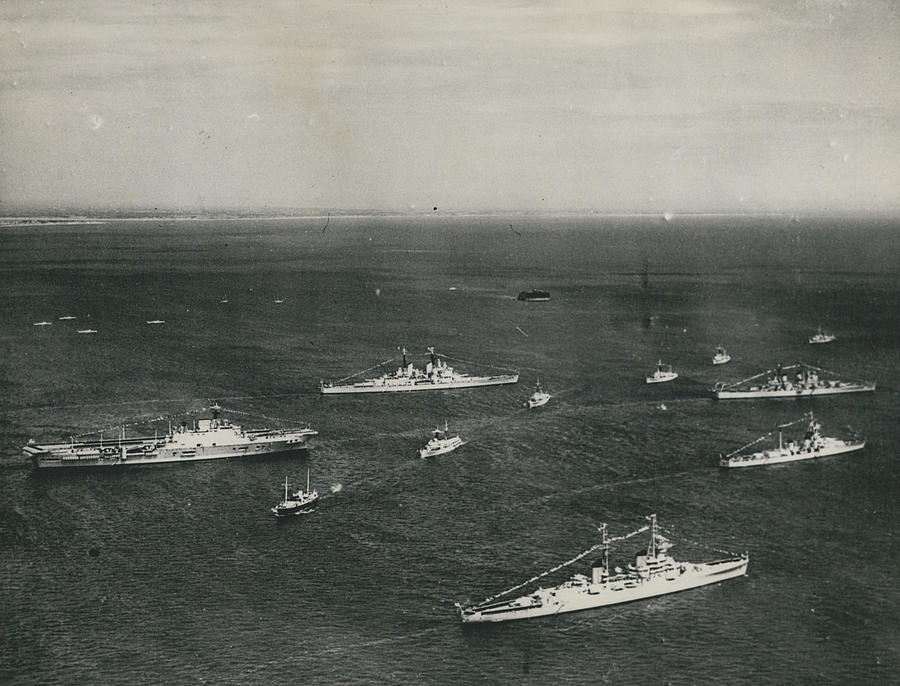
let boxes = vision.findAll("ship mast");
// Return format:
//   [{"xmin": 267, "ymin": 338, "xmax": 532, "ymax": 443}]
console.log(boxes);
[
  {"xmin": 600, "ymin": 523, "xmax": 609, "ymax": 572},
  {"xmin": 647, "ymin": 514, "xmax": 658, "ymax": 557}
]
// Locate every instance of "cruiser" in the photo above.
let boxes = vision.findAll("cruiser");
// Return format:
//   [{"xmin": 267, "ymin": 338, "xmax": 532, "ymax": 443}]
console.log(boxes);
[
  {"xmin": 712, "ymin": 363, "xmax": 875, "ymax": 399},
  {"xmin": 719, "ymin": 412, "xmax": 864, "ymax": 468},
  {"xmin": 457, "ymin": 515, "xmax": 748, "ymax": 624},
  {"xmin": 419, "ymin": 421, "xmax": 465, "ymax": 458},
  {"xmin": 24, "ymin": 405, "xmax": 317, "ymax": 469},
  {"xmin": 646, "ymin": 361, "xmax": 678, "ymax": 384},
  {"xmin": 320, "ymin": 347, "xmax": 518, "ymax": 394}
]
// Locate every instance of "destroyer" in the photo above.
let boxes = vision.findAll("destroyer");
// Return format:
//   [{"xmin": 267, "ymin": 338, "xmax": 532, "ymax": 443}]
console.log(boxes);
[
  {"xmin": 712, "ymin": 363, "xmax": 875, "ymax": 399},
  {"xmin": 320, "ymin": 347, "xmax": 518, "ymax": 394},
  {"xmin": 457, "ymin": 515, "xmax": 747, "ymax": 624},
  {"xmin": 24, "ymin": 405, "xmax": 317, "ymax": 470},
  {"xmin": 719, "ymin": 412, "xmax": 864, "ymax": 468}
]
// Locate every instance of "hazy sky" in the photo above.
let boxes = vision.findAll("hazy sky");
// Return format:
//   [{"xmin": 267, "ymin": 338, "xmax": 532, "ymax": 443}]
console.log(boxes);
[{"xmin": 1, "ymin": 0, "xmax": 898, "ymax": 214}]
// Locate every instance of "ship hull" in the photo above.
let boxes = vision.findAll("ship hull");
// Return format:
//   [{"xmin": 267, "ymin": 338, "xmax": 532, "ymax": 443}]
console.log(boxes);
[
  {"xmin": 25, "ymin": 438, "xmax": 313, "ymax": 470},
  {"xmin": 460, "ymin": 556, "xmax": 748, "ymax": 624},
  {"xmin": 420, "ymin": 439, "xmax": 465, "ymax": 459},
  {"xmin": 321, "ymin": 374, "xmax": 518, "ymax": 394},
  {"xmin": 720, "ymin": 440, "xmax": 865, "ymax": 468},
  {"xmin": 714, "ymin": 383, "xmax": 874, "ymax": 399},
  {"xmin": 272, "ymin": 500, "xmax": 319, "ymax": 517},
  {"xmin": 646, "ymin": 374, "xmax": 677, "ymax": 384}
]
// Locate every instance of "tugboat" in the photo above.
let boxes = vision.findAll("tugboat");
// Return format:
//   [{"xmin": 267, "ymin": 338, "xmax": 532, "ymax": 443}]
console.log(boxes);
[
  {"xmin": 271, "ymin": 470, "xmax": 319, "ymax": 517},
  {"xmin": 321, "ymin": 347, "xmax": 518, "ymax": 394},
  {"xmin": 809, "ymin": 326, "xmax": 835, "ymax": 344},
  {"xmin": 646, "ymin": 361, "xmax": 678, "ymax": 384},
  {"xmin": 719, "ymin": 412, "xmax": 865, "ymax": 468},
  {"xmin": 526, "ymin": 380, "xmax": 551, "ymax": 408},
  {"xmin": 712, "ymin": 346, "xmax": 731, "ymax": 365},
  {"xmin": 517, "ymin": 289, "xmax": 550, "ymax": 302},
  {"xmin": 419, "ymin": 421, "xmax": 465, "ymax": 459},
  {"xmin": 712, "ymin": 362, "xmax": 875, "ymax": 399},
  {"xmin": 456, "ymin": 514, "xmax": 748, "ymax": 624}
]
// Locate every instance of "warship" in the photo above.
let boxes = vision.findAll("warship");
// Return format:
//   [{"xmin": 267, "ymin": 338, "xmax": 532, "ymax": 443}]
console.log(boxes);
[
  {"xmin": 719, "ymin": 412, "xmax": 865, "ymax": 468},
  {"xmin": 320, "ymin": 347, "xmax": 518, "ymax": 394},
  {"xmin": 457, "ymin": 515, "xmax": 748, "ymax": 624},
  {"xmin": 712, "ymin": 363, "xmax": 875, "ymax": 399},
  {"xmin": 24, "ymin": 405, "xmax": 317, "ymax": 470}
]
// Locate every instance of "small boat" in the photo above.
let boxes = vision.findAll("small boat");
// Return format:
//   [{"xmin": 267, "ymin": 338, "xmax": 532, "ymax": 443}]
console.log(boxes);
[
  {"xmin": 32, "ymin": 321, "xmax": 52, "ymax": 326},
  {"xmin": 526, "ymin": 380, "xmax": 551, "ymax": 408},
  {"xmin": 719, "ymin": 412, "xmax": 864, "ymax": 468},
  {"xmin": 419, "ymin": 421, "xmax": 465, "ymax": 459},
  {"xmin": 809, "ymin": 326, "xmax": 835, "ymax": 344},
  {"xmin": 274, "ymin": 298, "xmax": 285, "ymax": 304},
  {"xmin": 58, "ymin": 316, "xmax": 77, "ymax": 320},
  {"xmin": 271, "ymin": 471, "xmax": 319, "ymax": 517},
  {"xmin": 646, "ymin": 361, "xmax": 678, "ymax": 384},
  {"xmin": 517, "ymin": 289, "xmax": 550, "ymax": 302},
  {"xmin": 146, "ymin": 320, "xmax": 165, "ymax": 325},
  {"xmin": 712, "ymin": 346, "xmax": 731, "ymax": 365},
  {"xmin": 77, "ymin": 329, "xmax": 97, "ymax": 334}
]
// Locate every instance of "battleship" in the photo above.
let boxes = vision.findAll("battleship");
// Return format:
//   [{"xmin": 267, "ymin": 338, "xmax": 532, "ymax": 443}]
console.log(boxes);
[
  {"xmin": 320, "ymin": 347, "xmax": 518, "ymax": 394},
  {"xmin": 719, "ymin": 412, "xmax": 865, "ymax": 468},
  {"xmin": 712, "ymin": 363, "xmax": 875, "ymax": 399},
  {"xmin": 23, "ymin": 405, "xmax": 317, "ymax": 469},
  {"xmin": 457, "ymin": 515, "xmax": 748, "ymax": 624}
]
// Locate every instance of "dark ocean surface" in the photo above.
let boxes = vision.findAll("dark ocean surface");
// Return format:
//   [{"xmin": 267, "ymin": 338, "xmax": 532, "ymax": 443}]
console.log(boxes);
[{"xmin": 0, "ymin": 215, "xmax": 898, "ymax": 685}]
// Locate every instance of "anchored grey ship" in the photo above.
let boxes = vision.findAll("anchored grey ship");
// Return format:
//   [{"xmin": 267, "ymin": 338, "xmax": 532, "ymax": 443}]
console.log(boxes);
[
  {"xmin": 24, "ymin": 405, "xmax": 317, "ymax": 470},
  {"xmin": 712, "ymin": 362, "xmax": 875, "ymax": 399},
  {"xmin": 320, "ymin": 347, "xmax": 518, "ymax": 394},
  {"xmin": 457, "ymin": 515, "xmax": 748, "ymax": 624}
]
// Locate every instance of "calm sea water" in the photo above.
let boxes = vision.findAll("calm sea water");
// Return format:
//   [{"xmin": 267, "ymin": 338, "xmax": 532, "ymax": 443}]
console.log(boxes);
[{"xmin": 1, "ymin": 215, "xmax": 898, "ymax": 685}]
